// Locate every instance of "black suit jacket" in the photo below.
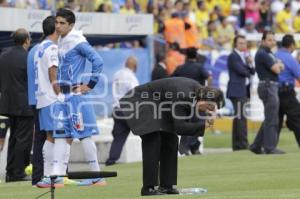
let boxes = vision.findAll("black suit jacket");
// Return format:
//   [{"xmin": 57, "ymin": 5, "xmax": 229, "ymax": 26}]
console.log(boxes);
[
  {"xmin": 172, "ymin": 60, "xmax": 209, "ymax": 85},
  {"xmin": 119, "ymin": 77, "xmax": 206, "ymax": 136},
  {"xmin": 226, "ymin": 51, "xmax": 255, "ymax": 98},
  {"xmin": 0, "ymin": 46, "xmax": 33, "ymax": 116},
  {"xmin": 151, "ymin": 63, "xmax": 168, "ymax": 81}
]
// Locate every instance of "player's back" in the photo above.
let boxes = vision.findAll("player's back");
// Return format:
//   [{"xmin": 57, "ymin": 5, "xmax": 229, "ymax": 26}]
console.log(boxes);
[{"xmin": 35, "ymin": 39, "xmax": 59, "ymax": 109}]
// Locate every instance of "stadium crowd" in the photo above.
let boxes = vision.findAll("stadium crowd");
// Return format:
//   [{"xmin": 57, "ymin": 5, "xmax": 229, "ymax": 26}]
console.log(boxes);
[
  {"xmin": 0, "ymin": 1, "xmax": 299, "ymax": 34},
  {"xmin": 1, "ymin": 0, "xmax": 300, "ymax": 42},
  {"xmin": 2, "ymin": 0, "xmax": 299, "ymax": 72}
]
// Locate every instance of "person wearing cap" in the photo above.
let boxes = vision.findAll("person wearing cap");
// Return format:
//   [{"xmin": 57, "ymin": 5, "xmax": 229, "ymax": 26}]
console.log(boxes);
[
  {"xmin": 172, "ymin": 47, "xmax": 212, "ymax": 155},
  {"xmin": 275, "ymin": 34, "xmax": 300, "ymax": 147},
  {"xmin": 119, "ymin": 77, "xmax": 224, "ymax": 196},
  {"xmin": 0, "ymin": 28, "xmax": 34, "ymax": 182},
  {"xmin": 239, "ymin": 18, "xmax": 258, "ymax": 35},
  {"xmin": 215, "ymin": 16, "xmax": 235, "ymax": 51},
  {"xmin": 228, "ymin": 4, "xmax": 242, "ymax": 30},
  {"xmin": 249, "ymin": 31, "xmax": 285, "ymax": 155}
]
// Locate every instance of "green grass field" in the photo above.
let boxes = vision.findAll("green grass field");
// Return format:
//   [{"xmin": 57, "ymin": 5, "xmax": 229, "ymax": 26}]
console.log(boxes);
[{"xmin": 1, "ymin": 131, "xmax": 300, "ymax": 199}]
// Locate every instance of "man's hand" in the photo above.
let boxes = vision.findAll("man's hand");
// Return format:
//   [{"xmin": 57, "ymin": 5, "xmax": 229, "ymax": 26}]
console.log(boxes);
[
  {"xmin": 72, "ymin": 84, "xmax": 91, "ymax": 94},
  {"xmin": 271, "ymin": 63, "xmax": 284, "ymax": 74},
  {"xmin": 246, "ymin": 56, "xmax": 253, "ymax": 66},
  {"xmin": 205, "ymin": 119, "xmax": 214, "ymax": 128},
  {"xmin": 57, "ymin": 93, "xmax": 66, "ymax": 102}
]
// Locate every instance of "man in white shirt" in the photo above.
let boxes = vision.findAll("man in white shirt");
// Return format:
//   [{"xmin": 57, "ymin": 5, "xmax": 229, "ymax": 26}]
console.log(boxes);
[
  {"xmin": 105, "ymin": 56, "xmax": 139, "ymax": 166},
  {"xmin": 34, "ymin": 16, "xmax": 63, "ymax": 188}
]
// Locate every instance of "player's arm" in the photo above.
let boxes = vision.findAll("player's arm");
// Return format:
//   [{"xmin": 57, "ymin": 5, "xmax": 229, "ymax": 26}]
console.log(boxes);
[
  {"xmin": 77, "ymin": 42, "xmax": 103, "ymax": 89},
  {"xmin": 47, "ymin": 45, "xmax": 60, "ymax": 95},
  {"xmin": 48, "ymin": 66, "xmax": 60, "ymax": 95}
]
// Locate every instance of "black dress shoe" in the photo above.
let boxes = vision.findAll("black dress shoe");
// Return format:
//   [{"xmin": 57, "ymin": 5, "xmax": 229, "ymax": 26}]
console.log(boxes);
[
  {"xmin": 6, "ymin": 175, "xmax": 31, "ymax": 183},
  {"xmin": 141, "ymin": 187, "xmax": 165, "ymax": 196},
  {"xmin": 249, "ymin": 145, "xmax": 264, "ymax": 154},
  {"xmin": 191, "ymin": 149, "xmax": 201, "ymax": 155},
  {"xmin": 265, "ymin": 148, "xmax": 286, "ymax": 155},
  {"xmin": 105, "ymin": 160, "xmax": 116, "ymax": 166},
  {"xmin": 159, "ymin": 187, "xmax": 180, "ymax": 194}
]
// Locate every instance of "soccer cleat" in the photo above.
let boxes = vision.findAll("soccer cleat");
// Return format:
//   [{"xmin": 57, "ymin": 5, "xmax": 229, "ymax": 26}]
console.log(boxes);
[
  {"xmin": 63, "ymin": 177, "xmax": 79, "ymax": 185},
  {"xmin": 36, "ymin": 177, "xmax": 64, "ymax": 188},
  {"xmin": 77, "ymin": 178, "xmax": 107, "ymax": 186}
]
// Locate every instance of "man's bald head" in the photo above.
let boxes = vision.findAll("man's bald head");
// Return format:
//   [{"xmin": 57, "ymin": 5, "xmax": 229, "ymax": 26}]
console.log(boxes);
[
  {"xmin": 126, "ymin": 56, "xmax": 138, "ymax": 72},
  {"xmin": 12, "ymin": 28, "xmax": 30, "ymax": 46}
]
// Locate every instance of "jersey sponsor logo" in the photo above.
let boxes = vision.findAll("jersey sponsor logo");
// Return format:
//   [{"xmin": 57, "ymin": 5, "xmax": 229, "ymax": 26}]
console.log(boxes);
[
  {"xmin": 38, "ymin": 49, "xmax": 45, "ymax": 58},
  {"xmin": 71, "ymin": 113, "xmax": 84, "ymax": 131}
]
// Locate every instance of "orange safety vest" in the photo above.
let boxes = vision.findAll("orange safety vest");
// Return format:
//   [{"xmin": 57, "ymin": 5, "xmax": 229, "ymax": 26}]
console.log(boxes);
[
  {"xmin": 164, "ymin": 18, "xmax": 186, "ymax": 49},
  {"xmin": 184, "ymin": 18, "xmax": 201, "ymax": 48},
  {"xmin": 166, "ymin": 50, "xmax": 185, "ymax": 75}
]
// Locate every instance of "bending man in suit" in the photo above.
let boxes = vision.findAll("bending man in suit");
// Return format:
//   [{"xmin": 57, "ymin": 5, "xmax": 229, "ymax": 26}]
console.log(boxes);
[
  {"xmin": 119, "ymin": 77, "xmax": 224, "ymax": 196},
  {"xmin": 227, "ymin": 35, "xmax": 255, "ymax": 151}
]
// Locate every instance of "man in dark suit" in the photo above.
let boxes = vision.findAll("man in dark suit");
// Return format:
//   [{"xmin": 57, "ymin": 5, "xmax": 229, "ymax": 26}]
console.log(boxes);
[
  {"xmin": 227, "ymin": 35, "xmax": 255, "ymax": 151},
  {"xmin": 0, "ymin": 28, "xmax": 34, "ymax": 182},
  {"xmin": 151, "ymin": 52, "xmax": 168, "ymax": 81},
  {"xmin": 172, "ymin": 47, "xmax": 212, "ymax": 155},
  {"xmin": 119, "ymin": 77, "xmax": 224, "ymax": 196}
]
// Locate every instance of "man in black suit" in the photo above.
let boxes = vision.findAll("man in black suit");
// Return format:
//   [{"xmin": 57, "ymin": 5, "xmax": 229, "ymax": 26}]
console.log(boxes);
[
  {"xmin": 172, "ymin": 47, "xmax": 212, "ymax": 155},
  {"xmin": 227, "ymin": 35, "xmax": 255, "ymax": 151},
  {"xmin": 119, "ymin": 77, "xmax": 224, "ymax": 196},
  {"xmin": 151, "ymin": 52, "xmax": 168, "ymax": 81},
  {"xmin": 0, "ymin": 28, "xmax": 34, "ymax": 182}
]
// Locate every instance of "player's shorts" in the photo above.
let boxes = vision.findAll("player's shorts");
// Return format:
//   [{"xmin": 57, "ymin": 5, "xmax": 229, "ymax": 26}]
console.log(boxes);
[
  {"xmin": 0, "ymin": 116, "xmax": 9, "ymax": 138},
  {"xmin": 53, "ymin": 95, "xmax": 99, "ymax": 139},
  {"xmin": 39, "ymin": 103, "xmax": 58, "ymax": 132}
]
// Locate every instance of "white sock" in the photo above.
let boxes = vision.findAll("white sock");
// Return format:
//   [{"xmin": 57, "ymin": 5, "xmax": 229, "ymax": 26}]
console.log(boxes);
[
  {"xmin": 62, "ymin": 143, "xmax": 71, "ymax": 174},
  {"xmin": 81, "ymin": 137, "xmax": 100, "ymax": 171},
  {"xmin": 43, "ymin": 140, "xmax": 54, "ymax": 177},
  {"xmin": 52, "ymin": 139, "xmax": 70, "ymax": 175}
]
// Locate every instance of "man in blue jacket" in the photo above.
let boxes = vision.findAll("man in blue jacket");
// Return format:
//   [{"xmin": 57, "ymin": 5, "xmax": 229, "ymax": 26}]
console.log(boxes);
[
  {"xmin": 276, "ymin": 34, "xmax": 300, "ymax": 147},
  {"xmin": 227, "ymin": 35, "xmax": 255, "ymax": 151},
  {"xmin": 51, "ymin": 9, "xmax": 106, "ymax": 186}
]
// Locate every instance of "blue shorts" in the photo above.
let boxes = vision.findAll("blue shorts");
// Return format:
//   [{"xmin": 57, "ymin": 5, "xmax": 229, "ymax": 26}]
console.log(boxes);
[
  {"xmin": 39, "ymin": 103, "xmax": 58, "ymax": 131},
  {"xmin": 53, "ymin": 95, "xmax": 99, "ymax": 139}
]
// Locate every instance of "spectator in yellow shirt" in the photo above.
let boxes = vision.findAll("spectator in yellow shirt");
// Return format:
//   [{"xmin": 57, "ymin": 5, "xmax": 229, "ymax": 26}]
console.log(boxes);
[
  {"xmin": 120, "ymin": 0, "xmax": 136, "ymax": 14},
  {"xmin": 275, "ymin": 2, "xmax": 293, "ymax": 33},
  {"xmin": 294, "ymin": 9, "xmax": 300, "ymax": 48},
  {"xmin": 215, "ymin": 16, "xmax": 235, "ymax": 50},
  {"xmin": 294, "ymin": 9, "xmax": 300, "ymax": 33},
  {"xmin": 218, "ymin": 0, "xmax": 231, "ymax": 16},
  {"xmin": 195, "ymin": 1, "xmax": 209, "ymax": 40},
  {"xmin": 205, "ymin": 0, "xmax": 217, "ymax": 13}
]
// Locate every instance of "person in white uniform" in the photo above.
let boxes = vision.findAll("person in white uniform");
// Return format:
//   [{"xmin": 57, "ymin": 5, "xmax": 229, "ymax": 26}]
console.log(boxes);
[{"xmin": 105, "ymin": 56, "xmax": 139, "ymax": 166}]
